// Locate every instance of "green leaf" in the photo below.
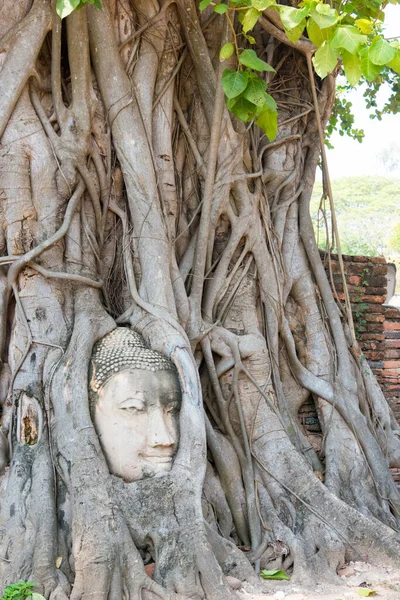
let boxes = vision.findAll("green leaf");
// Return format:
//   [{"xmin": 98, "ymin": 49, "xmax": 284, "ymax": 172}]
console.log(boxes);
[
  {"xmin": 32, "ymin": 594, "xmax": 47, "ymax": 600},
  {"xmin": 306, "ymin": 20, "xmax": 333, "ymax": 47},
  {"xmin": 242, "ymin": 7, "xmax": 261, "ymax": 33},
  {"xmin": 341, "ymin": 49, "xmax": 362, "ymax": 87},
  {"xmin": 359, "ymin": 46, "xmax": 383, "ymax": 81},
  {"xmin": 388, "ymin": 49, "xmax": 400, "ymax": 74},
  {"xmin": 239, "ymin": 49, "xmax": 275, "ymax": 72},
  {"xmin": 369, "ymin": 36, "xmax": 397, "ymax": 65},
  {"xmin": 244, "ymin": 33, "xmax": 256, "ymax": 44},
  {"xmin": 357, "ymin": 589, "xmax": 376, "ymax": 597},
  {"xmin": 355, "ymin": 18, "xmax": 374, "ymax": 34},
  {"xmin": 227, "ymin": 95, "xmax": 259, "ymax": 122},
  {"xmin": 221, "ymin": 69, "xmax": 249, "ymax": 98},
  {"xmin": 278, "ymin": 5, "xmax": 309, "ymax": 31},
  {"xmin": 199, "ymin": 0, "xmax": 212, "ymax": 11},
  {"xmin": 252, "ymin": 0, "xmax": 274, "ymax": 9},
  {"xmin": 220, "ymin": 43, "xmax": 234, "ymax": 60},
  {"xmin": 330, "ymin": 26, "xmax": 367, "ymax": 54},
  {"xmin": 214, "ymin": 3, "xmax": 228, "ymax": 14},
  {"xmin": 255, "ymin": 107, "xmax": 278, "ymax": 141},
  {"xmin": 310, "ymin": 6, "xmax": 339, "ymax": 29},
  {"xmin": 285, "ymin": 21, "xmax": 306, "ymax": 43},
  {"xmin": 243, "ymin": 74, "xmax": 268, "ymax": 105},
  {"xmin": 312, "ymin": 41, "xmax": 338, "ymax": 78},
  {"xmin": 56, "ymin": 0, "xmax": 81, "ymax": 19},
  {"xmin": 260, "ymin": 569, "xmax": 290, "ymax": 581}
]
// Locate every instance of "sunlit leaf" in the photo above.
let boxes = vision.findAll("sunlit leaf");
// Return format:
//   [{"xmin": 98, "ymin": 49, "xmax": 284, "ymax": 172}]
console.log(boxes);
[
  {"xmin": 355, "ymin": 18, "xmax": 374, "ymax": 34},
  {"xmin": 312, "ymin": 41, "xmax": 338, "ymax": 78},
  {"xmin": 214, "ymin": 3, "xmax": 228, "ymax": 14},
  {"xmin": 244, "ymin": 33, "xmax": 256, "ymax": 44},
  {"xmin": 388, "ymin": 49, "xmax": 400, "ymax": 74},
  {"xmin": 260, "ymin": 569, "xmax": 290, "ymax": 580},
  {"xmin": 306, "ymin": 20, "xmax": 334, "ymax": 47},
  {"xmin": 199, "ymin": 0, "xmax": 212, "ymax": 11},
  {"xmin": 278, "ymin": 5, "xmax": 309, "ymax": 30},
  {"xmin": 252, "ymin": 0, "xmax": 274, "ymax": 9},
  {"xmin": 239, "ymin": 49, "xmax": 275, "ymax": 72},
  {"xmin": 222, "ymin": 69, "xmax": 249, "ymax": 98},
  {"xmin": 255, "ymin": 107, "xmax": 278, "ymax": 141},
  {"xmin": 359, "ymin": 46, "xmax": 383, "ymax": 81},
  {"xmin": 285, "ymin": 21, "xmax": 306, "ymax": 43},
  {"xmin": 32, "ymin": 594, "xmax": 46, "ymax": 600},
  {"xmin": 341, "ymin": 49, "xmax": 362, "ymax": 87},
  {"xmin": 357, "ymin": 589, "xmax": 376, "ymax": 597},
  {"xmin": 220, "ymin": 43, "xmax": 234, "ymax": 60},
  {"xmin": 56, "ymin": 0, "xmax": 81, "ymax": 19},
  {"xmin": 330, "ymin": 26, "xmax": 367, "ymax": 54},
  {"xmin": 310, "ymin": 6, "xmax": 339, "ymax": 29},
  {"xmin": 369, "ymin": 36, "xmax": 397, "ymax": 65},
  {"xmin": 241, "ymin": 7, "xmax": 261, "ymax": 32},
  {"xmin": 243, "ymin": 74, "xmax": 268, "ymax": 105}
]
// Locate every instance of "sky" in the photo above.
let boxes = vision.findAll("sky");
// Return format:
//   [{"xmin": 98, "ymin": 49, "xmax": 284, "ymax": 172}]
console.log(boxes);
[{"xmin": 320, "ymin": 4, "xmax": 400, "ymax": 180}]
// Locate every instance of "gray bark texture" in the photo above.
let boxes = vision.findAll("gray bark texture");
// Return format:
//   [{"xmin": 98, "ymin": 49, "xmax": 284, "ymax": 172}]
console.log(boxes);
[{"xmin": 0, "ymin": 1, "xmax": 400, "ymax": 599}]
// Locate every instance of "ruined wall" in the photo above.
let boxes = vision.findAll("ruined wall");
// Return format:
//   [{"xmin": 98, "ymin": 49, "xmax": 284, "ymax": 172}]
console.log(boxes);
[
  {"xmin": 323, "ymin": 253, "xmax": 400, "ymax": 423},
  {"xmin": 299, "ymin": 253, "xmax": 400, "ymax": 487}
]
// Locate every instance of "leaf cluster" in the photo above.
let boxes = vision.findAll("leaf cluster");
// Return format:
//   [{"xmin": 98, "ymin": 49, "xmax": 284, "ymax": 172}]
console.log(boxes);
[
  {"xmin": 56, "ymin": 0, "xmax": 101, "ymax": 20},
  {"xmin": 1, "ymin": 582, "xmax": 34, "ymax": 600},
  {"xmin": 221, "ymin": 53, "xmax": 278, "ymax": 140},
  {"xmin": 200, "ymin": 0, "xmax": 400, "ymax": 135}
]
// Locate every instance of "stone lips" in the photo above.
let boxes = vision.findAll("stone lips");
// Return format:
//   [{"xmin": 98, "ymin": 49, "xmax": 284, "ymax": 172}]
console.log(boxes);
[{"xmin": 90, "ymin": 327, "xmax": 176, "ymax": 392}]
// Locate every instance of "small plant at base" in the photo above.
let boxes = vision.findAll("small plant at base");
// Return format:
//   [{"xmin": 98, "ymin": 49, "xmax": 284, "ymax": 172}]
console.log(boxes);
[{"xmin": 1, "ymin": 581, "xmax": 34, "ymax": 600}]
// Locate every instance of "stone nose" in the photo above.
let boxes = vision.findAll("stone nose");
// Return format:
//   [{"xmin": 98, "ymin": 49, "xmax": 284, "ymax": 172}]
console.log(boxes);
[{"xmin": 148, "ymin": 407, "xmax": 175, "ymax": 449}]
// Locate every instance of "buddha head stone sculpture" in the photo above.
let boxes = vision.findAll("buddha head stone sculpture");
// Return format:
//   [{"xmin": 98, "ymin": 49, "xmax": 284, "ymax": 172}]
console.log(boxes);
[{"xmin": 89, "ymin": 328, "xmax": 181, "ymax": 482}]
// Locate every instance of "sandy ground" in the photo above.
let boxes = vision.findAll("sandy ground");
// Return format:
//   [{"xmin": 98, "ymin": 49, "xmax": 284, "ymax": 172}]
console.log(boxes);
[{"xmin": 237, "ymin": 562, "xmax": 400, "ymax": 600}]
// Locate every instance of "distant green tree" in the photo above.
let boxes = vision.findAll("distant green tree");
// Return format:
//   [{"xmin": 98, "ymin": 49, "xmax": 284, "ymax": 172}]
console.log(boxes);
[{"xmin": 312, "ymin": 176, "xmax": 400, "ymax": 256}]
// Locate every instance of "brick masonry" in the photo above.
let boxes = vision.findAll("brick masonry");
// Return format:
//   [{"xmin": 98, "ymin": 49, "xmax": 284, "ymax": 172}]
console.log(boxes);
[{"xmin": 298, "ymin": 252, "xmax": 400, "ymax": 488}]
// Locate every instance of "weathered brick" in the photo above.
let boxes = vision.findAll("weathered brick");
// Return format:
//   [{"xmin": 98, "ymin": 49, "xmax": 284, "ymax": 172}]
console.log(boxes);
[
  {"xmin": 360, "ymin": 295, "xmax": 386, "ymax": 303},
  {"xmin": 374, "ymin": 369, "xmax": 400, "ymax": 377},
  {"xmin": 365, "ymin": 287, "xmax": 387, "ymax": 295},
  {"xmin": 368, "ymin": 276, "xmax": 387, "ymax": 287},
  {"xmin": 383, "ymin": 360, "xmax": 400, "ymax": 369},
  {"xmin": 384, "ymin": 308, "xmax": 400, "ymax": 319},
  {"xmin": 359, "ymin": 333, "xmax": 385, "ymax": 341},
  {"xmin": 384, "ymin": 331, "xmax": 400, "ymax": 339},
  {"xmin": 365, "ymin": 313, "xmax": 385, "ymax": 323},
  {"xmin": 349, "ymin": 275, "xmax": 361, "ymax": 285},
  {"xmin": 370, "ymin": 256, "xmax": 387, "ymax": 264},
  {"xmin": 385, "ymin": 340, "xmax": 400, "ymax": 349},
  {"xmin": 384, "ymin": 321, "xmax": 400, "ymax": 331},
  {"xmin": 364, "ymin": 351, "xmax": 385, "ymax": 361},
  {"xmin": 385, "ymin": 349, "xmax": 400, "ymax": 359},
  {"xmin": 369, "ymin": 361, "xmax": 385, "ymax": 369},
  {"xmin": 365, "ymin": 323, "xmax": 384, "ymax": 332}
]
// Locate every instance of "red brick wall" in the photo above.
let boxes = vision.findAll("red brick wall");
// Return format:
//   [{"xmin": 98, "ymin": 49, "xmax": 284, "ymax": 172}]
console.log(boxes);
[
  {"xmin": 320, "ymin": 252, "xmax": 400, "ymax": 423},
  {"xmin": 297, "ymin": 253, "xmax": 400, "ymax": 487}
]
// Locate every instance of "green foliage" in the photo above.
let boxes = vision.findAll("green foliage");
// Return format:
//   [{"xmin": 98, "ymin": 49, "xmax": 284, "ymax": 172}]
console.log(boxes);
[
  {"xmin": 325, "ymin": 89, "xmax": 365, "ymax": 146},
  {"xmin": 260, "ymin": 569, "xmax": 290, "ymax": 580},
  {"xmin": 1, "ymin": 581, "xmax": 34, "ymax": 600},
  {"xmin": 56, "ymin": 0, "xmax": 101, "ymax": 20},
  {"xmin": 199, "ymin": 1, "xmax": 400, "ymax": 139},
  {"xmin": 311, "ymin": 176, "xmax": 400, "ymax": 257}
]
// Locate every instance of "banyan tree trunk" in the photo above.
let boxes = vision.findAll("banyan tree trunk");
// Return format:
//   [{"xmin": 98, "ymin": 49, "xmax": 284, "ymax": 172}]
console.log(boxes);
[{"xmin": 0, "ymin": 1, "xmax": 400, "ymax": 599}]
